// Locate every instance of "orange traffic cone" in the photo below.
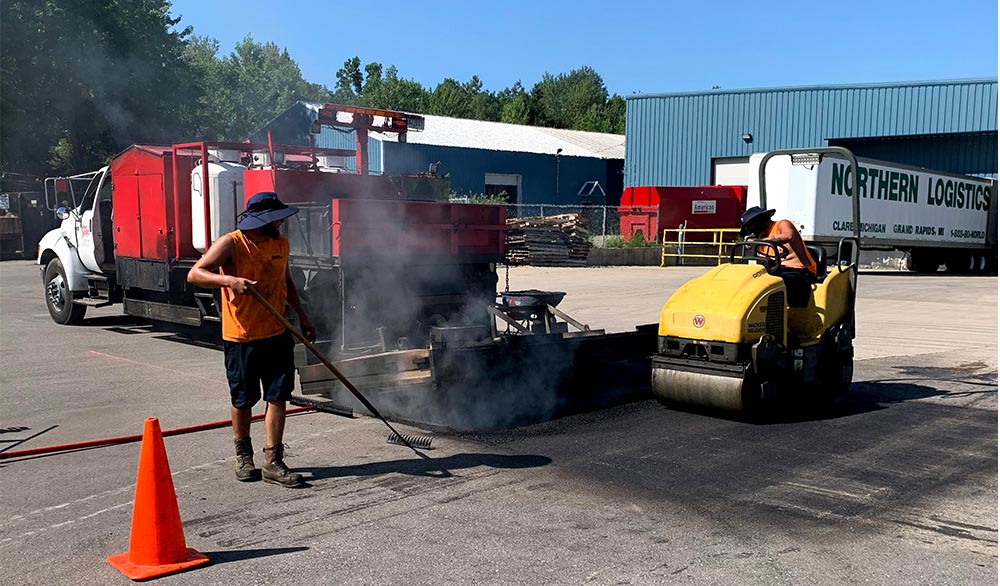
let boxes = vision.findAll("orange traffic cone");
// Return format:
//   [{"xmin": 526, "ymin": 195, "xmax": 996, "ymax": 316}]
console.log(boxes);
[{"xmin": 107, "ymin": 418, "xmax": 210, "ymax": 580}]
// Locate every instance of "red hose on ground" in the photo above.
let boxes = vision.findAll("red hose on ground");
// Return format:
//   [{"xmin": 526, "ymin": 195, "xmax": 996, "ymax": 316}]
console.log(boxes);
[{"xmin": 0, "ymin": 406, "xmax": 315, "ymax": 460}]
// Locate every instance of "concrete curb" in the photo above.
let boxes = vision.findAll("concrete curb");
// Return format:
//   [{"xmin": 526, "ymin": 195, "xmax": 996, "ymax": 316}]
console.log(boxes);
[{"xmin": 587, "ymin": 247, "xmax": 663, "ymax": 266}]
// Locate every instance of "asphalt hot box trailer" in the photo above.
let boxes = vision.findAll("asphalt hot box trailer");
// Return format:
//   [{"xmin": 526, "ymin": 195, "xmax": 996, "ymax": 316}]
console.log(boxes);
[
  {"xmin": 746, "ymin": 151, "xmax": 998, "ymax": 274},
  {"xmin": 37, "ymin": 105, "xmax": 655, "ymax": 431}
]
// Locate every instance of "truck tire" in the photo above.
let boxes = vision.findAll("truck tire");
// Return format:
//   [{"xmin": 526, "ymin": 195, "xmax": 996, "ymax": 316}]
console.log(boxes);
[
  {"xmin": 945, "ymin": 253, "xmax": 974, "ymax": 274},
  {"xmin": 905, "ymin": 250, "xmax": 940, "ymax": 273},
  {"xmin": 972, "ymin": 254, "xmax": 988, "ymax": 274},
  {"xmin": 44, "ymin": 259, "xmax": 86, "ymax": 325}
]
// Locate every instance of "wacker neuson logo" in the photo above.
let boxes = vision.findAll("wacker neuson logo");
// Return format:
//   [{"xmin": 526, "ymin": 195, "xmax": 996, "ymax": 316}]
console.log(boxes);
[{"xmin": 830, "ymin": 162, "xmax": 991, "ymax": 211}]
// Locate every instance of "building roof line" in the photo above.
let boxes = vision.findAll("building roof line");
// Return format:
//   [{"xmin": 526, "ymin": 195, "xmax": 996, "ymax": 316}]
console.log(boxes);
[
  {"xmin": 626, "ymin": 77, "xmax": 999, "ymax": 100},
  {"xmin": 268, "ymin": 101, "xmax": 625, "ymax": 159}
]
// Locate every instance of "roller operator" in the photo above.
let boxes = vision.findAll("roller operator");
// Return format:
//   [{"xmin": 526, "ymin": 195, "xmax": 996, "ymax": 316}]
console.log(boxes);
[{"xmin": 740, "ymin": 206, "xmax": 817, "ymax": 307}]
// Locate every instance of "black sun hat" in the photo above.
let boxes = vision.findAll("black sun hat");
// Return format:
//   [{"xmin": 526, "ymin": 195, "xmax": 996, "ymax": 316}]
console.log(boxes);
[
  {"xmin": 237, "ymin": 192, "xmax": 299, "ymax": 230},
  {"xmin": 739, "ymin": 206, "xmax": 775, "ymax": 235}
]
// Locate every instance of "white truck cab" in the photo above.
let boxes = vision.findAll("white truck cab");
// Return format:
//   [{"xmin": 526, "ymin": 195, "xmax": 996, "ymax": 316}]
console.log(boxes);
[{"xmin": 36, "ymin": 167, "xmax": 113, "ymax": 324}]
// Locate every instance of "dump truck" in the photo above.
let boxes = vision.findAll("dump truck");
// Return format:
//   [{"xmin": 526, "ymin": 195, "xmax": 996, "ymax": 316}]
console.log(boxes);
[
  {"xmin": 36, "ymin": 104, "xmax": 655, "ymax": 431},
  {"xmin": 746, "ymin": 151, "xmax": 997, "ymax": 274}
]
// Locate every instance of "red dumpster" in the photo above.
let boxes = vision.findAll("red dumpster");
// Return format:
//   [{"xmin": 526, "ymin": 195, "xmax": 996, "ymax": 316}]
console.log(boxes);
[{"xmin": 619, "ymin": 185, "xmax": 746, "ymax": 242}]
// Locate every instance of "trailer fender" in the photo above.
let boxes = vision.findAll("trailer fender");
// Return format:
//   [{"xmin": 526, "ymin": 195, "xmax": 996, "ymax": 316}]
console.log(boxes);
[{"xmin": 37, "ymin": 229, "xmax": 89, "ymax": 292}]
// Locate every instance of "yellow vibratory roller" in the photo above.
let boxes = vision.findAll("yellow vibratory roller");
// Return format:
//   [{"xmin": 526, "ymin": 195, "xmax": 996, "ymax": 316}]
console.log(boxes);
[{"xmin": 651, "ymin": 148, "xmax": 862, "ymax": 416}]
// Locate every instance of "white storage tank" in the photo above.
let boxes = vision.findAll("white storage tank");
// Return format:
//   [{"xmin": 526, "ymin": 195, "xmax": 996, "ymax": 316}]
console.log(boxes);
[
  {"xmin": 251, "ymin": 150, "xmax": 285, "ymax": 167},
  {"xmin": 191, "ymin": 149, "xmax": 245, "ymax": 252}
]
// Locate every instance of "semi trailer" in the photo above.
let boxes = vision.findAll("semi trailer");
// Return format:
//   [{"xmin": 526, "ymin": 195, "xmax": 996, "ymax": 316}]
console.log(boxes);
[
  {"xmin": 746, "ymin": 152, "xmax": 998, "ymax": 274},
  {"xmin": 620, "ymin": 151, "xmax": 995, "ymax": 274}
]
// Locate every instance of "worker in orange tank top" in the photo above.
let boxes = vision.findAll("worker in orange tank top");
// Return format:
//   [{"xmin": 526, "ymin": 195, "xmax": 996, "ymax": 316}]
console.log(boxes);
[
  {"xmin": 188, "ymin": 192, "xmax": 315, "ymax": 488},
  {"xmin": 740, "ymin": 206, "xmax": 818, "ymax": 308}
]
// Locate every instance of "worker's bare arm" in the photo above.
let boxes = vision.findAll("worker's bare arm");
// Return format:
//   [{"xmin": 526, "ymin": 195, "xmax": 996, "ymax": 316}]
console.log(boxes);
[
  {"xmin": 769, "ymin": 220, "xmax": 798, "ymax": 244},
  {"xmin": 187, "ymin": 236, "xmax": 254, "ymax": 294}
]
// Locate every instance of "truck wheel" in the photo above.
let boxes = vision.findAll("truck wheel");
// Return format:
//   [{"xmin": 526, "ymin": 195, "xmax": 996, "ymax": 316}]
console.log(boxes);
[
  {"xmin": 44, "ymin": 259, "xmax": 86, "ymax": 325},
  {"xmin": 905, "ymin": 250, "xmax": 940, "ymax": 273},
  {"xmin": 945, "ymin": 253, "xmax": 974, "ymax": 274},
  {"xmin": 973, "ymin": 254, "xmax": 988, "ymax": 274}
]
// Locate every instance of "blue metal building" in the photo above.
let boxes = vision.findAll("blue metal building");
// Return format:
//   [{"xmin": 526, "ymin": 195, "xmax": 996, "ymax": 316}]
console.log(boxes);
[
  {"xmin": 624, "ymin": 78, "xmax": 998, "ymax": 188},
  {"xmin": 253, "ymin": 102, "xmax": 625, "ymax": 205}
]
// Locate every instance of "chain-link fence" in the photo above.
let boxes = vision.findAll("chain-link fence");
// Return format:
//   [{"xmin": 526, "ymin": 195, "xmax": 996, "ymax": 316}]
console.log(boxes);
[{"xmin": 456, "ymin": 203, "xmax": 660, "ymax": 240}]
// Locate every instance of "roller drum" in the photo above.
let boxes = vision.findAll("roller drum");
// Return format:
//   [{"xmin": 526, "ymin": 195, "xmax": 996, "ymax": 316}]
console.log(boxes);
[{"xmin": 652, "ymin": 365, "xmax": 750, "ymax": 412}]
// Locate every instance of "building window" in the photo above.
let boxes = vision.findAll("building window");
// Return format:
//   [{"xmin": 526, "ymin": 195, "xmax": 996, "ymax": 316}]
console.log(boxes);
[{"xmin": 484, "ymin": 173, "xmax": 521, "ymax": 204}]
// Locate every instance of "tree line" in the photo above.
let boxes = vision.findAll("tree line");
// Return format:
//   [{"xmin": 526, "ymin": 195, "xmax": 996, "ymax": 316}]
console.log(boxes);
[{"xmin": 1, "ymin": 0, "xmax": 627, "ymax": 177}]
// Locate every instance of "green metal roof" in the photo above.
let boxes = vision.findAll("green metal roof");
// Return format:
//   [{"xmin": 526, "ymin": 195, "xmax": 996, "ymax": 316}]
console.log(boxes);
[{"xmin": 627, "ymin": 78, "xmax": 999, "ymax": 99}]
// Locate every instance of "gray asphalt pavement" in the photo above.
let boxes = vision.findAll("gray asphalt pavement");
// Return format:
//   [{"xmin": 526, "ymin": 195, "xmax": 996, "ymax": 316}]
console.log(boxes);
[{"xmin": 1, "ymin": 260, "xmax": 996, "ymax": 585}]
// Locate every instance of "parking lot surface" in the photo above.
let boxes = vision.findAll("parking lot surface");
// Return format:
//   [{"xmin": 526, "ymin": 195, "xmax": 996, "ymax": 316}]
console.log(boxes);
[{"xmin": 1, "ymin": 260, "xmax": 996, "ymax": 585}]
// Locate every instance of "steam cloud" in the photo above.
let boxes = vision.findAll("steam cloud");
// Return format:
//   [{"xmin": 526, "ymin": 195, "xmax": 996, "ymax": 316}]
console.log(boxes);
[{"xmin": 282, "ymin": 192, "xmax": 591, "ymax": 431}]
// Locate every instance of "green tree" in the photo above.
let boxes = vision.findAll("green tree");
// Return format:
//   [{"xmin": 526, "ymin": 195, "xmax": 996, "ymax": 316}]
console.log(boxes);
[
  {"xmin": 361, "ymin": 61, "xmax": 384, "ymax": 100},
  {"xmin": 427, "ymin": 78, "xmax": 469, "ymax": 117},
  {"xmin": 575, "ymin": 103, "xmax": 610, "ymax": 133},
  {"xmin": 184, "ymin": 35, "xmax": 340, "ymax": 140},
  {"xmin": 2, "ymin": 3, "xmax": 629, "ymax": 177},
  {"xmin": 218, "ymin": 35, "xmax": 333, "ymax": 140},
  {"xmin": 427, "ymin": 76, "xmax": 499, "ymax": 120},
  {"xmin": 182, "ymin": 35, "xmax": 232, "ymax": 140},
  {"xmin": 363, "ymin": 65, "xmax": 427, "ymax": 112},
  {"xmin": 334, "ymin": 57, "xmax": 430, "ymax": 112},
  {"xmin": 499, "ymin": 81, "xmax": 530, "ymax": 125},
  {"xmin": 1, "ymin": 0, "xmax": 200, "ymax": 173},
  {"xmin": 501, "ymin": 96, "xmax": 530, "ymax": 125},
  {"xmin": 334, "ymin": 56, "xmax": 364, "ymax": 102},
  {"xmin": 606, "ymin": 94, "xmax": 627, "ymax": 134},
  {"xmin": 528, "ymin": 66, "xmax": 610, "ymax": 131},
  {"xmin": 462, "ymin": 76, "xmax": 500, "ymax": 121}
]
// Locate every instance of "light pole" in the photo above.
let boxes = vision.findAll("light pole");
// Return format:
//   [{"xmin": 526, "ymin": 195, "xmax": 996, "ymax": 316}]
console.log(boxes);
[{"xmin": 554, "ymin": 148, "xmax": 562, "ymax": 199}]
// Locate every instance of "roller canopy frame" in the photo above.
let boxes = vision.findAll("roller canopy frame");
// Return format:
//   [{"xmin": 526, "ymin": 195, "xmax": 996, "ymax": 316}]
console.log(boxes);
[
  {"xmin": 756, "ymin": 147, "xmax": 861, "ymax": 338},
  {"xmin": 756, "ymin": 147, "xmax": 861, "ymax": 242}
]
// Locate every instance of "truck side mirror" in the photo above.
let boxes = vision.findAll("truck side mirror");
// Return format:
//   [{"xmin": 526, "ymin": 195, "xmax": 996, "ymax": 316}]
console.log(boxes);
[{"xmin": 55, "ymin": 206, "xmax": 70, "ymax": 220}]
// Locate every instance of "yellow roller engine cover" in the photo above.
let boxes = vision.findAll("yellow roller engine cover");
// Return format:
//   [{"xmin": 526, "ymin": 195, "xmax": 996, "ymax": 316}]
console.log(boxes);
[{"xmin": 659, "ymin": 264, "xmax": 786, "ymax": 344}]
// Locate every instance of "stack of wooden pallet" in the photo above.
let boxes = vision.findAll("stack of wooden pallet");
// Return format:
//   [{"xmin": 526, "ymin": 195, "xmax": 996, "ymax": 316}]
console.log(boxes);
[{"xmin": 505, "ymin": 213, "xmax": 591, "ymax": 266}]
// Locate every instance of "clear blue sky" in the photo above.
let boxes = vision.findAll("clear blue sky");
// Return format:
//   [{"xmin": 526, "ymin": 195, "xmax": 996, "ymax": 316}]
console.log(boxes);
[{"xmin": 168, "ymin": 0, "xmax": 998, "ymax": 96}]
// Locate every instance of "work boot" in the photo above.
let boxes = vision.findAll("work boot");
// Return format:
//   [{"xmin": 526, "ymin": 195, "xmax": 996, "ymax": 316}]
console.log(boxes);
[
  {"xmin": 234, "ymin": 437, "xmax": 260, "ymax": 482},
  {"xmin": 262, "ymin": 443, "xmax": 304, "ymax": 488}
]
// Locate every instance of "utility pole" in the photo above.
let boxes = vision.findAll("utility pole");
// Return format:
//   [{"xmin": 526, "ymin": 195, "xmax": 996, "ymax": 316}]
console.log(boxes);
[{"xmin": 554, "ymin": 148, "xmax": 562, "ymax": 199}]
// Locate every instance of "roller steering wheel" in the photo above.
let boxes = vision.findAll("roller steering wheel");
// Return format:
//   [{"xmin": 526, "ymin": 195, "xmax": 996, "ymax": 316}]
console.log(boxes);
[{"xmin": 729, "ymin": 240, "xmax": 790, "ymax": 275}]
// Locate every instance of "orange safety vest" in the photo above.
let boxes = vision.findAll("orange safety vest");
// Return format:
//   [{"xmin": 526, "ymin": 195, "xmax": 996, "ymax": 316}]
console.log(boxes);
[
  {"xmin": 219, "ymin": 230, "xmax": 289, "ymax": 343},
  {"xmin": 764, "ymin": 221, "xmax": 817, "ymax": 275}
]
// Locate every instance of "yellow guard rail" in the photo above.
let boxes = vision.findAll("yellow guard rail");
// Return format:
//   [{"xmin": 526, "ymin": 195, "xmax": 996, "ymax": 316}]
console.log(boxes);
[{"xmin": 661, "ymin": 227, "xmax": 742, "ymax": 267}]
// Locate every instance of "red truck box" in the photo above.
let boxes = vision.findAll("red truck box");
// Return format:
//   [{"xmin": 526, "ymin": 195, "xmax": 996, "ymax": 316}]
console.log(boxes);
[
  {"xmin": 330, "ymin": 199, "xmax": 506, "ymax": 259},
  {"xmin": 109, "ymin": 145, "xmax": 198, "ymax": 260}
]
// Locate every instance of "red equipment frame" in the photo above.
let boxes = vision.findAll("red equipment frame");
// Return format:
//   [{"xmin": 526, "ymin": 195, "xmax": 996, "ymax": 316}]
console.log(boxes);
[{"xmin": 313, "ymin": 104, "xmax": 423, "ymax": 176}]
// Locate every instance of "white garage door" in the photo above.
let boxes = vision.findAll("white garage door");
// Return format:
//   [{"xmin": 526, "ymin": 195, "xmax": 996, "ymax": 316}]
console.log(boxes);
[
  {"xmin": 484, "ymin": 173, "xmax": 521, "ymax": 204},
  {"xmin": 712, "ymin": 157, "xmax": 750, "ymax": 186}
]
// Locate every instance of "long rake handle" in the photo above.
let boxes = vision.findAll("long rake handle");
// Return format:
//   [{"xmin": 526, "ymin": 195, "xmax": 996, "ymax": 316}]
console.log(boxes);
[{"xmin": 245, "ymin": 284, "xmax": 426, "ymax": 457}]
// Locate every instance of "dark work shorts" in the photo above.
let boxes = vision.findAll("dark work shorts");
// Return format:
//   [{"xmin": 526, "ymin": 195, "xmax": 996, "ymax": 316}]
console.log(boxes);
[
  {"xmin": 777, "ymin": 267, "xmax": 815, "ymax": 308},
  {"xmin": 223, "ymin": 330, "xmax": 295, "ymax": 409}
]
